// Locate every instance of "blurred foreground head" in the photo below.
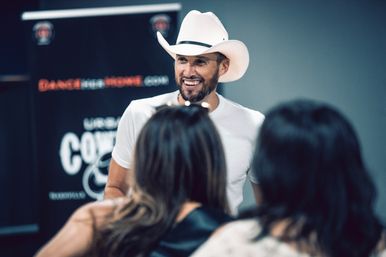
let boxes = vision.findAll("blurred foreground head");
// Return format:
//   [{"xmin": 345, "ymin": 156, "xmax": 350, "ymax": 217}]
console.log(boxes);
[
  {"xmin": 134, "ymin": 103, "xmax": 228, "ymax": 211},
  {"xmin": 252, "ymin": 99, "xmax": 383, "ymax": 257}
]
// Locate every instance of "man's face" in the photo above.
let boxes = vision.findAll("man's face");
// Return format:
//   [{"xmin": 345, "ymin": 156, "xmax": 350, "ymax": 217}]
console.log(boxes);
[{"xmin": 175, "ymin": 53, "xmax": 222, "ymax": 102}]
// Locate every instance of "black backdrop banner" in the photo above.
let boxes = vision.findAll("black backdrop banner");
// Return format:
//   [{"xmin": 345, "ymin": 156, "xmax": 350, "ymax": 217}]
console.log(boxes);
[{"xmin": 22, "ymin": 3, "xmax": 180, "ymax": 238}]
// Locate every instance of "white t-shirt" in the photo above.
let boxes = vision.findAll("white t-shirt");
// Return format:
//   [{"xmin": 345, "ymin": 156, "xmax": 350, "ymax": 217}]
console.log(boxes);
[{"xmin": 112, "ymin": 91, "xmax": 264, "ymax": 214}]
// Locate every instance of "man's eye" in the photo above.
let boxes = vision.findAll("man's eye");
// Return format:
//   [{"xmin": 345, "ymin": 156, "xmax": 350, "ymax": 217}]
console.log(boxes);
[
  {"xmin": 177, "ymin": 58, "xmax": 187, "ymax": 63},
  {"xmin": 196, "ymin": 60, "xmax": 207, "ymax": 66}
]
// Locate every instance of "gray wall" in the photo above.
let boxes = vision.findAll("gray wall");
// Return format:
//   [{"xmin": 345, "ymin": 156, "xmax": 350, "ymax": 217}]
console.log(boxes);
[{"xmin": 43, "ymin": 0, "xmax": 386, "ymax": 221}]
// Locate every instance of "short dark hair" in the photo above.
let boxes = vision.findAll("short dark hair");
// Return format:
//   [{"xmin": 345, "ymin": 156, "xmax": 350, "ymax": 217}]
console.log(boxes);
[{"xmin": 252, "ymin": 99, "xmax": 383, "ymax": 257}]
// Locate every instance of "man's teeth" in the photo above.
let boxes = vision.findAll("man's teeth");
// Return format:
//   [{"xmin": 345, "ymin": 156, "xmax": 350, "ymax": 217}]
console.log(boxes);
[{"xmin": 183, "ymin": 79, "xmax": 200, "ymax": 86}]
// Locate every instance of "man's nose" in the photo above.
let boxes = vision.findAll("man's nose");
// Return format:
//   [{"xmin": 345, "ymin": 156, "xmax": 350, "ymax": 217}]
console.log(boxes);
[{"xmin": 183, "ymin": 63, "xmax": 197, "ymax": 76}]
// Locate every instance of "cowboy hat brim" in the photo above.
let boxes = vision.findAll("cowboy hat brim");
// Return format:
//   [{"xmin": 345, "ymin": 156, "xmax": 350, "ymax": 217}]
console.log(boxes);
[{"xmin": 157, "ymin": 31, "xmax": 249, "ymax": 83}]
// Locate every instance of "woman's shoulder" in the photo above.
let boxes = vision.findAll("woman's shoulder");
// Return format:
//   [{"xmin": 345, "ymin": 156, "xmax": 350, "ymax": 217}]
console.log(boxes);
[
  {"xmin": 193, "ymin": 206, "xmax": 234, "ymax": 224},
  {"xmin": 192, "ymin": 219, "xmax": 312, "ymax": 257},
  {"xmin": 215, "ymin": 218, "xmax": 260, "ymax": 237},
  {"xmin": 70, "ymin": 197, "xmax": 129, "ymax": 227},
  {"xmin": 190, "ymin": 218, "xmax": 260, "ymax": 257},
  {"xmin": 172, "ymin": 205, "xmax": 233, "ymax": 236}
]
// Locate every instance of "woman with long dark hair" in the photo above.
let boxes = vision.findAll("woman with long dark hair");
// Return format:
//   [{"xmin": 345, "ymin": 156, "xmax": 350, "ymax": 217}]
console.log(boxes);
[
  {"xmin": 35, "ymin": 104, "xmax": 231, "ymax": 257},
  {"xmin": 192, "ymin": 99, "xmax": 385, "ymax": 257}
]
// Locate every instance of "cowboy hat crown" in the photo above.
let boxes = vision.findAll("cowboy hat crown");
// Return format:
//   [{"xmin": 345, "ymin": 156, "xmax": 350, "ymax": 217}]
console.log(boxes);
[{"xmin": 157, "ymin": 10, "xmax": 249, "ymax": 83}]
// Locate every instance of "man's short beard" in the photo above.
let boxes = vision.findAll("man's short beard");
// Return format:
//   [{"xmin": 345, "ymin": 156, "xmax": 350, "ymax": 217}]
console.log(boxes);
[
  {"xmin": 179, "ymin": 87, "xmax": 211, "ymax": 102},
  {"xmin": 177, "ymin": 72, "xmax": 219, "ymax": 103}
]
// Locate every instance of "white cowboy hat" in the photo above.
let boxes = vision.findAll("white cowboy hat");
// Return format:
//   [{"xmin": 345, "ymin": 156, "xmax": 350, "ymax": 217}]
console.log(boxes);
[{"xmin": 157, "ymin": 10, "xmax": 249, "ymax": 83}]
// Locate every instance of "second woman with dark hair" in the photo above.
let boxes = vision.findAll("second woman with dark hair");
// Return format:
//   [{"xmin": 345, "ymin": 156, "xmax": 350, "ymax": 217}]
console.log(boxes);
[
  {"xmin": 192, "ymin": 99, "xmax": 385, "ymax": 257},
  {"xmin": 35, "ymin": 104, "xmax": 231, "ymax": 257}
]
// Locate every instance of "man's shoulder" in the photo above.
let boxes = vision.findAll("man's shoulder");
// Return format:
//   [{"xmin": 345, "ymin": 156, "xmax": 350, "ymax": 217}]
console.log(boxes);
[
  {"xmin": 119, "ymin": 91, "xmax": 177, "ymax": 122},
  {"xmin": 219, "ymin": 95, "xmax": 265, "ymax": 124}
]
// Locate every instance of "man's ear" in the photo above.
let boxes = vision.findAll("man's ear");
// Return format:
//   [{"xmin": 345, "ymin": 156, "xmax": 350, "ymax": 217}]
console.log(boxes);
[{"xmin": 219, "ymin": 58, "xmax": 230, "ymax": 77}]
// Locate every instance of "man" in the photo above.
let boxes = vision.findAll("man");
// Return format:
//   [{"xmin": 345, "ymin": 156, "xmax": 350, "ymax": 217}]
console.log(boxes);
[{"xmin": 104, "ymin": 10, "xmax": 264, "ymax": 214}]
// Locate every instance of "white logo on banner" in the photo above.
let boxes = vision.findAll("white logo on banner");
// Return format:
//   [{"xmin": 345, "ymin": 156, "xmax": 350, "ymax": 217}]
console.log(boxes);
[{"xmin": 59, "ymin": 116, "xmax": 119, "ymax": 200}]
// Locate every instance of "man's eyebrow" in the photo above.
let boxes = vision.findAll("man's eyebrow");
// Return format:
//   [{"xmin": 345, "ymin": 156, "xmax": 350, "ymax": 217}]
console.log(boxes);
[{"xmin": 195, "ymin": 55, "xmax": 210, "ymax": 60}]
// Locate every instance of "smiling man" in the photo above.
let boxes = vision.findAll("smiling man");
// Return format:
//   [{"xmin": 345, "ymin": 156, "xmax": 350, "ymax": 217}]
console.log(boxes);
[
  {"xmin": 174, "ymin": 53, "xmax": 227, "ymax": 110},
  {"xmin": 104, "ymin": 10, "xmax": 264, "ymax": 214}
]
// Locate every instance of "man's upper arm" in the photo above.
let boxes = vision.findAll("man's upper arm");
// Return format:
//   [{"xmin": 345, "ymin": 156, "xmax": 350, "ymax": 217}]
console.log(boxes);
[
  {"xmin": 105, "ymin": 103, "xmax": 136, "ymax": 199},
  {"xmin": 250, "ymin": 181, "xmax": 262, "ymax": 205},
  {"xmin": 104, "ymin": 158, "xmax": 130, "ymax": 199}
]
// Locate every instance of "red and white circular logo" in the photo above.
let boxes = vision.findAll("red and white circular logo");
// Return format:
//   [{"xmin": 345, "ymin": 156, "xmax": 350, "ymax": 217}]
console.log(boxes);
[
  {"xmin": 150, "ymin": 14, "xmax": 171, "ymax": 37},
  {"xmin": 33, "ymin": 21, "xmax": 54, "ymax": 45}
]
